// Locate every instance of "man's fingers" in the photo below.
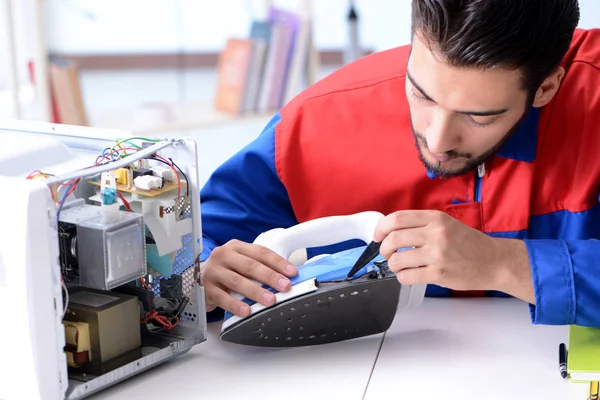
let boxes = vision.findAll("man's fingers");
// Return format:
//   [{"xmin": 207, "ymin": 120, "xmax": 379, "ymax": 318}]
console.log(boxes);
[
  {"xmin": 379, "ymin": 227, "xmax": 427, "ymax": 259},
  {"xmin": 388, "ymin": 248, "xmax": 438, "ymax": 286},
  {"xmin": 216, "ymin": 268, "xmax": 278, "ymax": 308},
  {"xmin": 237, "ymin": 242, "xmax": 298, "ymax": 278},
  {"xmin": 202, "ymin": 240, "xmax": 301, "ymax": 318},
  {"xmin": 207, "ymin": 285, "xmax": 252, "ymax": 318},
  {"xmin": 387, "ymin": 247, "xmax": 427, "ymax": 273},
  {"xmin": 205, "ymin": 299, "xmax": 218, "ymax": 312},
  {"xmin": 374, "ymin": 210, "xmax": 439, "ymax": 242},
  {"xmin": 396, "ymin": 266, "xmax": 430, "ymax": 286},
  {"xmin": 226, "ymin": 251, "xmax": 293, "ymax": 293}
]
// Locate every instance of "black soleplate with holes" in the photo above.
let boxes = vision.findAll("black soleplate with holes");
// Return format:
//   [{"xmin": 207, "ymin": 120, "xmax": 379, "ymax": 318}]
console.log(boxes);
[{"xmin": 220, "ymin": 276, "xmax": 401, "ymax": 347}]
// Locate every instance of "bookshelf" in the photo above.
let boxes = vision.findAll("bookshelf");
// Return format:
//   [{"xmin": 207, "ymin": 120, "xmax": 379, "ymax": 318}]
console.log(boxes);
[
  {"xmin": 213, "ymin": 1, "xmax": 320, "ymax": 116},
  {"xmin": 1, "ymin": 0, "xmax": 324, "ymax": 137},
  {"xmin": 94, "ymin": 0, "xmax": 322, "ymax": 136}
]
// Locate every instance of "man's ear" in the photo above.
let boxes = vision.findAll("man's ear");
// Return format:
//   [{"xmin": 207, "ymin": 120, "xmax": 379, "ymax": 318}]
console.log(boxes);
[{"xmin": 532, "ymin": 66, "xmax": 565, "ymax": 108}]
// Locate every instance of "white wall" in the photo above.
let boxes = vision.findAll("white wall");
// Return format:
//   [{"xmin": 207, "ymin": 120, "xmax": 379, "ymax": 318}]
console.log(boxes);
[
  {"xmin": 579, "ymin": 0, "xmax": 600, "ymax": 30},
  {"xmin": 0, "ymin": 0, "xmax": 41, "ymax": 85},
  {"xmin": 44, "ymin": 0, "xmax": 600, "ymax": 56},
  {"xmin": 43, "ymin": 0, "xmax": 412, "ymax": 54}
]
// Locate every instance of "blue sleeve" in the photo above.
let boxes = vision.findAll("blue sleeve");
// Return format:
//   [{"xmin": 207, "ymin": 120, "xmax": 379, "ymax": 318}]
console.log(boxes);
[
  {"xmin": 525, "ymin": 238, "xmax": 600, "ymax": 328},
  {"xmin": 198, "ymin": 113, "xmax": 299, "ymax": 261}
]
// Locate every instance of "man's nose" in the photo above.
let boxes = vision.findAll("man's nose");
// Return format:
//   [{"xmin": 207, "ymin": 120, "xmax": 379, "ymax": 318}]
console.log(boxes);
[{"xmin": 425, "ymin": 110, "xmax": 460, "ymax": 154}]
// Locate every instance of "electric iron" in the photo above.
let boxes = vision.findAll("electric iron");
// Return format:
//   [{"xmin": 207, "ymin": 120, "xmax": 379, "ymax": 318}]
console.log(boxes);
[{"xmin": 220, "ymin": 211, "xmax": 427, "ymax": 347}]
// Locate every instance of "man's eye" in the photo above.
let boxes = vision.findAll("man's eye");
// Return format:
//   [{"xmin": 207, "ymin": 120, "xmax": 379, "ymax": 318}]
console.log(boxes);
[
  {"xmin": 410, "ymin": 91, "xmax": 429, "ymax": 102},
  {"xmin": 468, "ymin": 116, "xmax": 495, "ymax": 128}
]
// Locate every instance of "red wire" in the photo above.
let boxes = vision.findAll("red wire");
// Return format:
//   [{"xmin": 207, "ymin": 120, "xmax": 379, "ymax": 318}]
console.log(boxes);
[
  {"xmin": 140, "ymin": 277, "xmax": 150, "ymax": 290},
  {"xmin": 26, "ymin": 170, "xmax": 43, "ymax": 179},
  {"xmin": 95, "ymin": 148, "xmax": 181, "ymax": 198},
  {"xmin": 152, "ymin": 155, "xmax": 181, "ymax": 198},
  {"xmin": 95, "ymin": 147, "xmax": 139, "ymax": 165},
  {"xmin": 51, "ymin": 147, "xmax": 182, "ymax": 212},
  {"xmin": 65, "ymin": 181, "xmax": 78, "ymax": 198},
  {"xmin": 141, "ymin": 310, "xmax": 179, "ymax": 331},
  {"xmin": 26, "ymin": 171, "xmax": 55, "ymax": 200},
  {"xmin": 116, "ymin": 191, "xmax": 131, "ymax": 211},
  {"xmin": 93, "ymin": 147, "xmax": 183, "ymax": 200}
]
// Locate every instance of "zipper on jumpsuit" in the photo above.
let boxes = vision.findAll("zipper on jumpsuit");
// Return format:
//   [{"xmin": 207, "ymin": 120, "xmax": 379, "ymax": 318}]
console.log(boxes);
[{"xmin": 474, "ymin": 163, "xmax": 485, "ymax": 202}]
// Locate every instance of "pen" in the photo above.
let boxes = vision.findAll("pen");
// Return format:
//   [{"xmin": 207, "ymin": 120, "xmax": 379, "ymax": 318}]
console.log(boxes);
[
  {"xmin": 589, "ymin": 381, "xmax": 599, "ymax": 400},
  {"xmin": 559, "ymin": 342, "xmax": 567, "ymax": 379}
]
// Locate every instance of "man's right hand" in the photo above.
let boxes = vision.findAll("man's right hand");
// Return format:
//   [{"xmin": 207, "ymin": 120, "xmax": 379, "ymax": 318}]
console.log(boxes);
[{"xmin": 200, "ymin": 239, "xmax": 298, "ymax": 318}]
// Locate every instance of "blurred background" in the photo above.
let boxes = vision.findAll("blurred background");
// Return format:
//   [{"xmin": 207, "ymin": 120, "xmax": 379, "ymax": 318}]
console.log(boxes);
[{"xmin": 0, "ymin": 0, "xmax": 599, "ymax": 185}]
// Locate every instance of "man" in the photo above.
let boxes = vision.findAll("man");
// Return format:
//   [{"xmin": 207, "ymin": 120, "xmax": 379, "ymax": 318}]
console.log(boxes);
[{"xmin": 199, "ymin": 0, "xmax": 600, "ymax": 328}]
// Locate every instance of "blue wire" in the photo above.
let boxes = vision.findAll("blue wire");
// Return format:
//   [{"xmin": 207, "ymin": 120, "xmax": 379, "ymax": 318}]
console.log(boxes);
[
  {"xmin": 56, "ymin": 182, "xmax": 75, "ymax": 222},
  {"xmin": 101, "ymin": 147, "xmax": 121, "ymax": 161}
]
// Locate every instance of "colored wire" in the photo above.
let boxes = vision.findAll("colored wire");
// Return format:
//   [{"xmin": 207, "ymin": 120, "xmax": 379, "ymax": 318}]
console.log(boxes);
[
  {"xmin": 30, "ymin": 141, "xmax": 179, "ymax": 222},
  {"xmin": 169, "ymin": 157, "xmax": 189, "ymax": 196},
  {"xmin": 152, "ymin": 155, "xmax": 181, "ymax": 198},
  {"xmin": 116, "ymin": 191, "xmax": 131, "ymax": 211},
  {"xmin": 150, "ymin": 155, "xmax": 183, "ymax": 197},
  {"xmin": 26, "ymin": 170, "xmax": 44, "ymax": 179},
  {"xmin": 110, "ymin": 137, "xmax": 161, "ymax": 155},
  {"xmin": 95, "ymin": 146, "xmax": 139, "ymax": 165},
  {"xmin": 142, "ymin": 310, "xmax": 179, "ymax": 331},
  {"xmin": 56, "ymin": 179, "xmax": 80, "ymax": 221},
  {"xmin": 26, "ymin": 171, "xmax": 58, "ymax": 201},
  {"xmin": 140, "ymin": 276, "xmax": 150, "ymax": 290},
  {"xmin": 100, "ymin": 147, "xmax": 121, "ymax": 161}
]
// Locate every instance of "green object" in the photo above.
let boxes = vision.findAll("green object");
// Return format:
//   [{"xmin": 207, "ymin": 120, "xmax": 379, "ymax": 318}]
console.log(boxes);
[
  {"xmin": 568, "ymin": 325, "xmax": 600, "ymax": 382},
  {"xmin": 146, "ymin": 244, "xmax": 173, "ymax": 277}
]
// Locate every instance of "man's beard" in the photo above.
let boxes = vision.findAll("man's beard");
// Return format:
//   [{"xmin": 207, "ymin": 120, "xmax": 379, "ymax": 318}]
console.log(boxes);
[{"xmin": 411, "ymin": 110, "xmax": 530, "ymax": 178}]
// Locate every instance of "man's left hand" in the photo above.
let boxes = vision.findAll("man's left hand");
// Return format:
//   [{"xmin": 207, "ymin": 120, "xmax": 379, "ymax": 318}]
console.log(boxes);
[{"xmin": 374, "ymin": 210, "xmax": 533, "ymax": 300}]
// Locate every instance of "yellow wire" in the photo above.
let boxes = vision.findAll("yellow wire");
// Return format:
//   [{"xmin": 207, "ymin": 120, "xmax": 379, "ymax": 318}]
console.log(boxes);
[{"xmin": 29, "ymin": 173, "xmax": 57, "ymax": 201}]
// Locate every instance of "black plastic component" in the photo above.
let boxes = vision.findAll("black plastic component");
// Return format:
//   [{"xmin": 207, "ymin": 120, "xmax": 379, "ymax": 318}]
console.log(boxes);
[
  {"xmin": 154, "ymin": 297, "xmax": 178, "ymax": 315},
  {"xmin": 58, "ymin": 222, "xmax": 79, "ymax": 284},
  {"xmin": 220, "ymin": 273, "xmax": 401, "ymax": 347},
  {"xmin": 112, "ymin": 284, "xmax": 155, "ymax": 313},
  {"xmin": 132, "ymin": 168, "xmax": 152, "ymax": 179},
  {"xmin": 160, "ymin": 275, "xmax": 183, "ymax": 300}
]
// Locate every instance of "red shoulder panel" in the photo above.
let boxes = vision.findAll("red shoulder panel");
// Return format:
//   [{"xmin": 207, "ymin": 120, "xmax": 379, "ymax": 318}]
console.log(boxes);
[
  {"xmin": 275, "ymin": 46, "xmax": 472, "ymax": 224},
  {"xmin": 531, "ymin": 28, "xmax": 600, "ymax": 215}
]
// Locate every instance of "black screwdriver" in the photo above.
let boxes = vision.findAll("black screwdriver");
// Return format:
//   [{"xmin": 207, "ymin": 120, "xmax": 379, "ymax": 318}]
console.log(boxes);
[{"xmin": 345, "ymin": 241, "xmax": 382, "ymax": 280}]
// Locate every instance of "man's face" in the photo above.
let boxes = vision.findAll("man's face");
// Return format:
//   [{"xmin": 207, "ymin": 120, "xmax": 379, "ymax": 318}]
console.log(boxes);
[{"xmin": 406, "ymin": 34, "xmax": 531, "ymax": 177}]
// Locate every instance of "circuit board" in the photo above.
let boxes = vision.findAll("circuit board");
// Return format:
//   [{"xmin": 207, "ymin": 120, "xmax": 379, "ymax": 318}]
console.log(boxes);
[{"xmin": 88, "ymin": 180, "xmax": 186, "ymax": 197}]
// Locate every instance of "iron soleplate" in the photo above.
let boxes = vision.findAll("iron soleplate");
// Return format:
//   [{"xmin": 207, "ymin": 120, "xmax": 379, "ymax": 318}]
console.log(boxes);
[{"xmin": 220, "ymin": 275, "xmax": 401, "ymax": 347}]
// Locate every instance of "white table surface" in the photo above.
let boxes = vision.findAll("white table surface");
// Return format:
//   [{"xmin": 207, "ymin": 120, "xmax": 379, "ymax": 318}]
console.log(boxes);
[
  {"xmin": 365, "ymin": 297, "xmax": 589, "ymax": 400},
  {"xmin": 91, "ymin": 297, "xmax": 590, "ymax": 400},
  {"xmin": 91, "ymin": 320, "xmax": 384, "ymax": 400}
]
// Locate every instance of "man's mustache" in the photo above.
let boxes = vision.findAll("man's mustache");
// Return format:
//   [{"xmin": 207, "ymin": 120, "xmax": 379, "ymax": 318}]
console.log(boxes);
[{"xmin": 414, "ymin": 133, "xmax": 472, "ymax": 159}]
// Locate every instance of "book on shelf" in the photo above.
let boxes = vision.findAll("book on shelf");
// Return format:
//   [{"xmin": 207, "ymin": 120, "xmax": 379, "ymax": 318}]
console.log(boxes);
[
  {"xmin": 215, "ymin": 6, "xmax": 316, "ymax": 115},
  {"xmin": 214, "ymin": 38, "xmax": 254, "ymax": 115},
  {"xmin": 48, "ymin": 58, "xmax": 88, "ymax": 126}
]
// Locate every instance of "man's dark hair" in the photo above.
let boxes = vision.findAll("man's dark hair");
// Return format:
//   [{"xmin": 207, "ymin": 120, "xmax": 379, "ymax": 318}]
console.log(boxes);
[{"xmin": 411, "ymin": 0, "xmax": 580, "ymax": 98}]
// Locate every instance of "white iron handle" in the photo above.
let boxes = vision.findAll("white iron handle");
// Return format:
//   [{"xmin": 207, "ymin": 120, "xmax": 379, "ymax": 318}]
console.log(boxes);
[{"xmin": 253, "ymin": 211, "xmax": 384, "ymax": 260}]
